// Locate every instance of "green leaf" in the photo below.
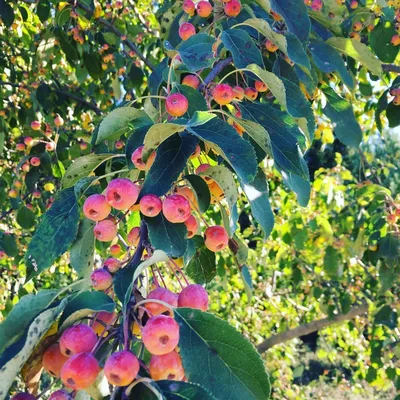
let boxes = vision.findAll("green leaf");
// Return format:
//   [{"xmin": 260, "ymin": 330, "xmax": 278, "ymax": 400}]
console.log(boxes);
[
  {"xmin": 156, "ymin": 380, "xmax": 217, "ymax": 400},
  {"xmin": 187, "ymin": 114, "xmax": 257, "ymax": 184},
  {"xmin": 57, "ymin": 31, "xmax": 79, "ymax": 64},
  {"xmin": 326, "ymin": 37, "xmax": 382, "ymax": 76},
  {"xmin": 241, "ymin": 168, "xmax": 274, "ymax": 237},
  {"xmin": 280, "ymin": 166, "xmax": 310, "ymax": 207},
  {"xmin": 370, "ymin": 19, "xmax": 399, "ymax": 63},
  {"xmin": 96, "ymin": 107, "xmax": 152, "ymax": 144},
  {"xmin": 308, "ymin": 39, "xmax": 354, "ymax": 89},
  {"xmin": 387, "ymin": 102, "xmax": 400, "ymax": 128},
  {"xmin": 174, "ymin": 308, "xmax": 271, "ymax": 400},
  {"xmin": 270, "ymin": 0, "xmax": 310, "ymax": 43},
  {"xmin": 143, "ymin": 123, "xmax": 186, "ymax": 157},
  {"xmin": 171, "ymin": 85, "xmax": 208, "ymax": 119},
  {"xmin": 378, "ymin": 234, "xmax": 400, "ymax": 268},
  {"xmin": 0, "ymin": 298, "xmax": 68, "ymax": 396},
  {"xmin": 374, "ymin": 305, "xmax": 397, "ymax": 329},
  {"xmin": 26, "ymin": 188, "xmax": 80, "ymax": 280},
  {"xmin": 239, "ymin": 103, "xmax": 309, "ymax": 180},
  {"xmin": 186, "ymin": 236, "xmax": 216, "ymax": 284},
  {"xmin": 236, "ymin": 19, "xmax": 310, "ymax": 70},
  {"xmin": 70, "ymin": 219, "xmax": 95, "ymax": 278},
  {"xmin": 62, "ymin": 154, "xmax": 117, "ymax": 188},
  {"xmin": 37, "ymin": 0, "xmax": 50, "ymax": 22},
  {"xmin": 240, "ymin": 265, "xmax": 253, "ymax": 301},
  {"xmin": 324, "ymin": 246, "xmax": 339, "ymax": 278},
  {"xmin": 183, "ymin": 175, "xmax": 210, "ymax": 214},
  {"xmin": 221, "ymin": 29, "xmax": 264, "ymax": 69},
  {"xmin": 16, "ymin": 206, "xmax": 36, "ymax": 229},
  {"xmin": 0, "ymin": 290, "xmax": 59, "ymax": 354},
  {"xmin": 36, "ymin": 83, "xmax": 53, "ymax": 112},
  {"xmin": 141, "ymin": 134, "xmax": 197, "ymax": 197},
  {"xmin": 321, "ymin": 85, "xmax": 362, "ymax": 148},
  {"xmin": 149, "ymin": 57, "xmax": 169, "ymax": 108},
  {"xmin": 146, "ymin": 214, "xmax": 188, "ymax": 258},
  {"xmin": 0, "ymin": 0, "xmax": 14, "ymax": 28},
  {"xmin": 56, "ymin": 6, "xmax": 71, "ymax": 26},
  {"xmin": 59, "ymin": 291, "xmax": 115, "ymax": 330},
  {"xmin": 0, "ymin": 233, "xmax": 18, "ymax": 257},
  {"xmin": 178, "ymin": 33, "xmax": 216, "ymax": 72},
  {"xmin": 83, "ymin": 52, "xmax": 103, "ymax": 80}
]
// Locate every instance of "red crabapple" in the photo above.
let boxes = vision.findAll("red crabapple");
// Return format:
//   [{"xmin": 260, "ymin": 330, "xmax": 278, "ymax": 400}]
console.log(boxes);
[
  {"xmin": 46, "ymin": 142, "xmax": 55, "ymax": 151},
  {"xmin": 24, "ymin": 136, "xmax": 33, "ymax": 146},
  {"xmin": 43, "ymin": 343, "xmax": 69, "ymax": 378},
  {"xmin": 245, "ymin": 87, "xmax": 258, "ymax": 100},
  {"xmin": 60, "ymin": 352, "xmax": 100, "ymax": 390},
  {"xmin": 142, "ymin": 315, "xmax": 180, "ymax": 355},
  {"xmin": 195, "ymin": 163, "xmax": 213, "ymax": 182},
  {"xmin": 109, "ymin": 244, "xmax": 122, "ymax": 256},
  {"xmin": 145, "ymin": 287, "xmax": 178, "ymax": 316},
  {"xmin": 162, "ymin": 194, "xmax": 191, "ymax": 223},
  {"xmin": 166, "ymin": 93, "xmax": 189, "ymax": 117},
  {"xmin": 184, "ymin": 215, "xmax": 198, "ymax": 238},
  {"xmin": 182, "ymin": 75, "xmax": 200, "ymax": 89},
  {"xmin": 93, "ymin": 311, "xmax": 118, "ymax": 336},
  {"xmin": 233, "ymin": 86, "xmax": 245, "ymax": 100},
  {"xmin": 11, "ymin": 394, "xmax": 36, "ymax": 400},
  {"xmin": 104, "ymin": 257, "xmax": 121, "ymax": 273},
  {"xmin": 60, "ymin": 324, "xmax": 97, "ymax": 356},
  {"xmin": 204, "ymin": 225, "xmax": 229, "ymax": 252},
  {"xmin": 54, "ymin": 114, "xmax": 64, "ymax": 127},
  {"xmin": 30, "ymin": 157, "xmax": 41, "ymax": 167},
  {"xmin": 350, "ymin": 0, "xmax": 358, "ymax": 9},
  {"xmin": 197, "ymin": 1, "xmax": 213, "ymax": 18},
  {"xmin": 16, "ymin": 143, "xmax": 26, "ymax": 151},
  {"xmin": 212, "ymin": 84, "xmax": 234, "ymax": 105},
  {"xmin": 224, "ymin": 0, "xmax": 241, "ymax": 17},
  {"xmin": 0, "ymin": 250, "xmax": 6, "ymax": 259},
  {"xmin": 174, "ymin": 186, "xmax": 198, "ymax": 208},
  {"xmin": 182, "ymin": 0, "xmax": 195, "ymax": 15},
  {"xmin": 91, "ymin": 268, "xmax": 113, "ymax": 291},
  {"xmin": 140, "ymin": 194, "xmax": 163, "ymax": 217},
  {"xmin": 127, "ymin": 226, "xmax": 140, "ymax": 246},
  {"xmin": 94, "ymin": 220, "xmax": 118, "ymax": 242},
  {"xmin": 149, "ymin": 351, "xmax": 185, "ymax": 381},
  {"xmin": 265, "ymin": 40, "xmax": 278, "ymax": 52},
  {"xmin": 115, "ymin": 140, "xmax": 124, "ymax": 150},
  {"xmin": 131, "ymin": 146, "xmax": 146, "ymax": 170},
  {"xmin": 83, "ymin": 194, "xmax": 111, "ymax": 221},
  {"xmin": 31, "ymin": 120, "xmax": 41, "ymax": 130},
  {"xmin": 105, "ymin": 178, "xmax": 141, "ymax": 210},
  {"xmin": 178, "ymin": 284, "xmax": 209, "ymax": 311},
  {"xmin": 179, "ymin": 22, "xmax": 196, "ymax": 41},
  {"xmin": 48, "ymin": 390, "xmax": 73, "ymax": 400},
  {"xmin": 104, "ymin": 350, "xmax": 140, "ymax": 386},
  {"xmin": 255, "ymin": 81, "xmax": 268, "ymax": 92}
]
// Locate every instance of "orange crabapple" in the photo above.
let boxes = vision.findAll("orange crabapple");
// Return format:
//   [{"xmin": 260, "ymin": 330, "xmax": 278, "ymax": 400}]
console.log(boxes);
[
  {"xmin": 83, "ymin": 194, "xmax": 111, "ymax": 221},
  {"xmin": 142, "ymin": 315, "xmax": 180, "ymax": 355},
  {"xmin": 204, "ymin": 225, "xmax": 229, "ymax": 252},
  {"xmin": 245, "ymin": 87, "xmax": 258, "ymax": 100},
  {"xmin": 60, "ymin": 352, "xmax": 100, "ymax": 390},
  {"xmin": 91, "ymin": 268, "xmax": 113, "ymax": 291},
  {"xmin": 166, "ymin": 93, "xmax": 189, "ymax": 117},
  {"xmin": 109, "ymin": 244, "xmax": 122, "ymax": 256},
  {"xmin": 140, "ymin": 194, "xmax": 163, "ymax": 217},
  {"xmin": 255, "ymin": 80, "xmax": 268, "ymax": 92},
  {"xmin": 184, "ymin": 215, "xmax": 198, "ymax": 238},
  {"xmin": 127, "ymin": 226, "xmax": 140, "ymax": 246},
  {"xmin": 92, "ymin": 311, "xmax": 118, "ymax": 336},
  {"xmin": 60, "ymin": 324, "xmax": 97, "ymax": 356},
  {"xmin": 182, "ymin": 74, "xmax": 200, "ymax": 89},
  {"xmin": 16, "ymin": 143, "xmax": 26, "ymax": 151},
  {"xmin": 149, "ymin": 350, "xmax": 185, "ymax": 381},
  {"xmin": 105, "ymin": 178, "xmax": 141, "ymax": 210},
  {"xmin": 212, "ymin": 83, "xmax": 234, "ymax": 105},
  {"xmin": 145, "ymin": 287, "xmax": 178, "ymax": 316},
  {"xmin": 30, "ymin": 157, "xmax": 41, "ymax": 167},
  {"xmin": 208, "ymin": 180, "xmax": 224, "ymax": 202},
  {"xmin": 104, "ymin": 257, "xmax": 121, "ymax": 273},
  {"xmin": 174, "ymin": 186, "xmax": 198, "ymax": 208},
  {"xmin": 24, "ymin": 136, "xmax": 33, "ymax": 146},
  {"xmin": 197, "ymin": 1, "xmax": 213, "ymax": 18},
  {"xmin": 265, "ymin": 40, "xmax": 278, "ymax": 52},
  {"xmin": 104, "ymin": 350, "xmax": 140, "ymax": 386},
  {"xmin": 350, "ymin": 0, "xmax": 358, "ymax": 9},
  {"xmin": 224, "ymin": 0, "xmax": 241, "ymax": 17},
  {"xmin": 9, "ymin": 189, "xmax": 18, "ymax": 198},
  {"xmin": 178, "ymin": 284, "xmax": 209, "ymax": 311},
  {"xmin": 42, "ymin": 343, "xmax": 69, "ymax": 378},
  {"xmin": 162, "ymin": 194, "xmax": 191, "ymax": 223},
  {"xmin": 31, "ymin": 120, "xmax": 41, "ymax": 130},
  {"xmin": 54, "ymin": 114, "xmax": 64, "ymax": 127},
  {"xmin": 94, "ymin": 220, "xmax": 118, "ymax": 242},
  {"xmin": 179, "ymin": 22, "xmax": 196, "ymax": 41},
  {"xmin": 233, "ymin": 85, "xmax": 245, "ymax": 100},
  {"xmin": 182, "ymin": 0, "xmax": 195, "ymax": 15}
]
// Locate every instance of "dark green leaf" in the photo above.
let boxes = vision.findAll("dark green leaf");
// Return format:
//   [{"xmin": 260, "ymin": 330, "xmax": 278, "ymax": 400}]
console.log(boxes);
[
  {"xmin": 83, "ymin": 52, "xmax": 103, "ymax": 80},
  {"xmin": 387, "ymin": 102, "xmax": 400, "ymax": 128},
  {"xmin": 156, "ymin": 380, "xmax": 217, "ymax": 400},
  {"xmin": 184, "ymin": 175, "xmax": 210, "ymax": 213},
  {"xmin": 374, "ymin": 305, "xmax": 397, "ymax": 329},
  {"xmin": 324, "ymin": 246, "xmax": 339, "ymax": 278},
  {"xmin": 36, "ymin": 83, "xmax": 53, "ymax": 112},
  {"xmin": 126, "ymin": 65, "xmax": 145, "ymax": 89},
  {"xmin": 370, "ymin": 19, "xmax": 399, "ymax": 63},
  {"xmin": 286, "ymin": 33, "xmax": 311, "ymax": 71},
  {"xmin": 145, "ymin": 214, "xmax": 188, "ymax": 258},
  {"xmin": 221, "ymin": 29, "xmax": 264, "ymax": 69},
  {"xmin": 59, "ymin": 291, "xmax": 115, "ymax": 329},
  {"xmin": 25, "ymin": 188, "xmax": 80, "ymax": 279},
  {"xmin": 114, "ymin": 263, "xmax": 140, "ymax": 303},
  {"xmin": 0, "ymin": 0, "xmax": 14, "ymax": 28},
  {"xmin": 241, "ymin": 168, "xmax": 274, "ymax": 237},
  {"xmin": 57, "ymin": 31, "xmax": 79, "ymax": 64},
  {"xmin": 187, "ymin": 114, "xmax": 257, "ymax": 184},
  {"xmin": 186, "ymin": 236, "xmax": 216, "ymax": 284},
  {"xmin": 37, "ymin": 0, "xmax": 50, "ymax": 22},
  {"xmin": 378, "ymin": 234, "xmax": 400, "ymax": 268},
  {"xmin": 16, "ymin": 206, "xmax": 36, "ymax": 229},
  {"xmin": 178, "ymin": 33, "xmax": 216, "ymax": 72},
  {"xmin": 280, "ymin": 165, "xmax": 310, "ymax": 207},
  {"xmin": 321, "ymin": 85, "xmax": 362, "ymax": 148},
  {"xmin": 174, "ymin": 308, "xmax": 271, "ymax": 400},
  {"xmin": 141, "ymin": 134, "xmax": 197, "ymax": 197},
  {"xmin": 240, "ymin": 265, "xmax": 253, "ymax": 300},
  {"xmin": 270, "ymin": 0, "xmax": 310, "ymax": 42},
  {"xmin": 149, "ymin": 57, "xmax": 169, "ymax": 108},
  {"xmin": 0, "ymin": 233, "xmax": 18, "ymax": 257}
]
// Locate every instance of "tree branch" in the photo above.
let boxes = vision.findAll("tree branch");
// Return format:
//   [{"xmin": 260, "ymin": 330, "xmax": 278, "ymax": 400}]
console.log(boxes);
[
  {"xmin": 68, "ymin": 0, "xmax": 155, "ymax": 71},
  {"xmin": 200, "ymin": 56, "xmax": 233, "ymax": 90},
  {"xmin": 0, "ymin": 80, "xmax": 20, "ymax": 88},
  {"xmin": 55, "ymin": 90, "xmax": 102, "ymax": 116},
  {"xmin": 382, "ymin": 64, "xmax": 400, "ymax": 74},
  {"xmin": 256, "ymin": 303, "xmax": 369, "ymax": 353}
]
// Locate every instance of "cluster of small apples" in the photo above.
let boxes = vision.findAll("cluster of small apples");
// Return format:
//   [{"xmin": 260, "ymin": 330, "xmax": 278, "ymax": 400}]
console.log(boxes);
[
  {"xmin": 179, "ymin": 0, "xmax": 241, "ymax": 41},
  {"xmin": 304, "ymin": 0, "xmax": 323, "ymax": 12},
  {"xmin": 387, "ymin": 206, "xmax": 400, "ymax": 225},
  {"xmin": 83, "ymin": 175, "xmax": 229, "ymax": 252},
  {"xmin": 10, "ymin": 283, "xmax": 208, "ymax": 399},
  {"xmin": 390, "ymin": 87, "xmax": 400, "ymax": 106}
]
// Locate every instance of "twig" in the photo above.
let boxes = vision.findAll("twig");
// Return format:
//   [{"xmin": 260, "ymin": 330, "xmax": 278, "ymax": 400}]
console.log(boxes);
[
  {"xmin": 199, "ymin": 56, "xmax": 233, "ymax": 90},
  {"xmin": 55, "ymin": 90, "xmax": 102, "ymax": 116},
  {"xmin": 256, "ymin": 303, "xmax": 369, "ymax": 353},
  {"xmin": 382, "ymin": 64, "xmax": 400, "ymax": 74}
]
